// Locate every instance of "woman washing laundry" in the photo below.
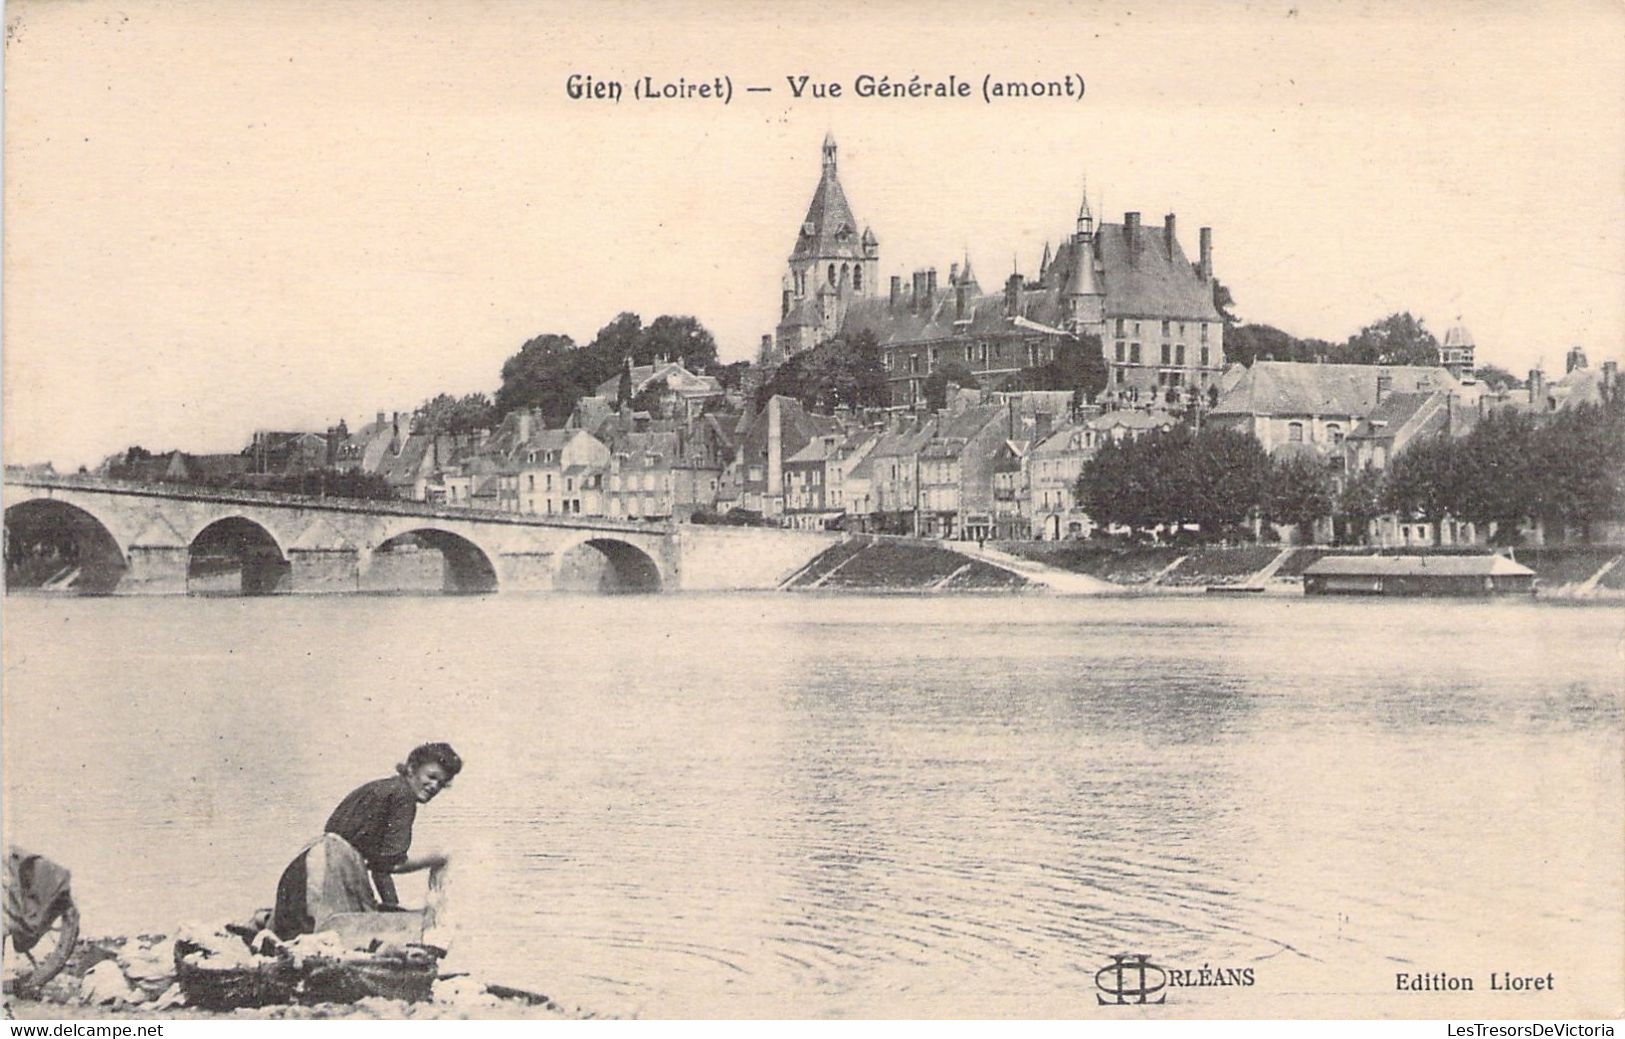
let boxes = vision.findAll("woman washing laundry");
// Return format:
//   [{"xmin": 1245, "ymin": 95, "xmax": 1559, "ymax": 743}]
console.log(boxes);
[{"xmin": 272, "ymin": 742, "xmax": 462, "ymax": 940}]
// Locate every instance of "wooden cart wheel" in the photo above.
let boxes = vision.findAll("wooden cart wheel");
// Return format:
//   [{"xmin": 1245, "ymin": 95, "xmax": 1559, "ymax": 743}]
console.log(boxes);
[{"xmin": 14, "ymin": 898, "xmax": 79, "ymax": 999}]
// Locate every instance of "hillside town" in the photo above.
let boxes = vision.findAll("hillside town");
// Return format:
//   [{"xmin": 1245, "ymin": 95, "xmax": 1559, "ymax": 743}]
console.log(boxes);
[{"xmin": 78, "ymin": 136, "xmax": 1624, "ymax": 551}]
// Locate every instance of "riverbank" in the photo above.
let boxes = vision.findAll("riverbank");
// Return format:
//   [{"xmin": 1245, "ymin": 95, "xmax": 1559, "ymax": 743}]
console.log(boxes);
[
  {"xmin": 994, "ymin": 541, "xmax": 1625, "ymax": 599},
  {"xmin": 3, "ymin": 933, "xmax": 600, "ymax": 1021}
]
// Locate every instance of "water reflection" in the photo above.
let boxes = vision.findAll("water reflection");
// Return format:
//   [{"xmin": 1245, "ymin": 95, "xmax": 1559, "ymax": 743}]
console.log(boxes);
[{"xmin": 2, "ymin": 593, "xmax": 1620, "ymax": 1017}]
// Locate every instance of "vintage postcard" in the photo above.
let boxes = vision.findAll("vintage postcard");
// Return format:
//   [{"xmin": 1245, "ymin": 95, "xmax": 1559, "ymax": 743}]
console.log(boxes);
[{"xmin": 3, "ymin": 0, "xmax": 1622, "ymax": 1024}]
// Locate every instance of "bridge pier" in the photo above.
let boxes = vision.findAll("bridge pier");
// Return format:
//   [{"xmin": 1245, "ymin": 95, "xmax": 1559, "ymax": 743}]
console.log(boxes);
[
  {"xmin": 121, "ymin": 546, "xmax": 188, "ymax": 595},
  {"xmin": 498, "ymin": 551, "xmax": 557, "ymax": 592},
  {"xmin": 289, "ymin": 548, "xmax": 360, "ymax": 593}
]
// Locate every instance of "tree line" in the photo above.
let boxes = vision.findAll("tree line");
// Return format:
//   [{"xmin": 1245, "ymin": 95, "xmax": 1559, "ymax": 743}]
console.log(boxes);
[
  {"xmin": 1077, "ymin": 396, "xmax": 1624, "ymax": 544},
  {"xmin": 1355, "ymin": 401, "xmax": 1625, "ymax": 543}
]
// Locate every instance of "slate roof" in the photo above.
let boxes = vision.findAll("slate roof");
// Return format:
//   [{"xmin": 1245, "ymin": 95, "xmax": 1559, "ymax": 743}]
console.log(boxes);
[
  {"xmin": 1347, "ymin": 391, "xmax": 1447, "ymax": 440},
  {"xmin": 791, "ymin": 139, "xmax": 866, "ymax": 262},
  {"xmin": 1030, "ymin": 420, "xmax": 1093, "ymax": 458},
  {"xmin": 838, "ymin": 224, "xmax": 1217, "ymax": 350},
  {"xmin": 1212, "ymin": 361, "xmax": 1458, "ymax": 417},
  {"xmin": 1305, "ymin": 554, "xmax": 1533, "ymax": 577},
  {"xmin": 1089, "ymin": 223, "xmax": 1221, "ymax": 321},
  {"xmin": 1088, "ymin": 409, "xmax": 1174, "ymax": 432},
  {"xmin": 1442, "ymin": 323, "xmax": 1475, "ymax": 349},
  {"xmin": 591, "ymin": 361, "xmax": 723, "ymax": 401}
]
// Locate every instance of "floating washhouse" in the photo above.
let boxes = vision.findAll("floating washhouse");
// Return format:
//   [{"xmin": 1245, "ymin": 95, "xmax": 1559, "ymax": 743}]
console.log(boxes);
[{"xmin": 1302, "ymin": 554, "xmax": 1536, "ymax": 597}]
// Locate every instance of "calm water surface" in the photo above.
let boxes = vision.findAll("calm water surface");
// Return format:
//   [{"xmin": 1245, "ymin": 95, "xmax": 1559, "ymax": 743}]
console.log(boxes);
[{"xmin": 3, "ymin": 593, "xmax": 1622, "ymax": 1017}]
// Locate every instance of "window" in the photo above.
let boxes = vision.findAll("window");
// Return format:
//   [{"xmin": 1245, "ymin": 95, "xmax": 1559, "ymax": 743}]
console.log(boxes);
[
  {"xmin": 965, "ymin": 345, "xmax": 974, "ymax": 363},
  {"xmin": 1134, "ymin": 321, "xmax": 1142, "ymax": 335},
  {"xmin": 565, "ymin": 477, "xmax": 574, "ymax": 492},
  {"xmin": 1176, "ymin": 344, "xmax": 1186, "ymax": 365},
  {"xmin": 1114, "ymin": 318, "xmax": 1125, "ymax": 336},
  {"xmin": 1200, "ymin": 346, "xmax": 1210, "ymax": 367},
  {"xmin": 1130, "ymin": 343, "xmax": 1141, "ymax": 363},
  {"xmin": 1288, "ymin": 422, "xmax": 1305, "ymax": 443},
  {"xmin": 1115, "ymin": 368, "xmax": 1126, "ymax": 384},
  {"xmin": 1115, "ymin": 341, "xmax": 1125, "ymax": 362},
  {"xmin": 854, "ymin": 266, "xmax": 863, "ymax": 291},
  {"xmin": 828, "ymin": 264, "xmax": 837, "ymax": 286},
  {"xmin": 1161, "ymin": 319, "xmax": 1171, "ymax": 336},
  {"xmin": 1200, "ymin": 323, "xmax": 1210, "ymax": 343},
  {"xmin": 1179, "ymin": 322, "xmax": 1187, "ymax": 336},
  {"xmin": 1327, "ymin": 424, "xmax": 1344, "ymax": 445},
  {"xmin": 929, "ymin": 346, "xmax": 939, "ymax": 366},
  {"xmin": 1160, "ymin": 343, "xmax": 1171, "ymax": 365}
]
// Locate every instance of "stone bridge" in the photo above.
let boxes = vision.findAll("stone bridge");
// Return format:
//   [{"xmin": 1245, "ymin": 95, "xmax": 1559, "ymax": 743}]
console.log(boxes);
[{"xmin": 2, "ymin": 475, "xmax": 840, "ymax": 595}]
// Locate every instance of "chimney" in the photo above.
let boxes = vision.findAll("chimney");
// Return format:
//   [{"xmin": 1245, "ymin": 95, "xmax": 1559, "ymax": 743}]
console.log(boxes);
[
  {"xmin": 1528, "ymin": 369, "xmax": 1546, "ymax": 409},
  {"xmin": 781, "ymin": 286, "xmax": 791, "ymax": 318},
  {"xmin": 1199, "ymin": 227, "xmax": 1213, "ymax": 282},
  {"xmin": 927, "ymin": 267, "xmax": 938, "ymax": 297},
  {"xmin": 1164, "ymin": 213, "xmax": 1176, "ymax": 260},
  {"xmin": 1005, "ymin": 272, "xmax": 1023, "ymax": 316},
  {"xmin": 1035, "ymin": 411, "xmax": 1053, "ymax": 440},
  {"xmin": 955, "ymin": 279, "xmax": 968, "ymax": 320},
  {"xmin": 912, "ymin": 270, "xmax": 927, "ymax": 312},
  {"xmin": 890, "ymin": 275, "xmax": 902, "ymax": 309},
  {"xmin": 1125, "ymin": 212, "xmax": 1141, "ymax": 259},
  {"xmin": 517, "ymin": 410, "xmax": 533, "ymax": 444},
  {"xmin": 950, "ymin": 262, "xmax": 960, "ymax": 285},
  {"xmin": 767, "ymin": 396, "xmax": 784, "ymax": 516},
  {"xmin": 376, "ymin": 410, "xmax": 386, "ymax": 429},
  {"xmin": 1376, "ymin": 371, "xmax": 1393, "ymax": 403}
]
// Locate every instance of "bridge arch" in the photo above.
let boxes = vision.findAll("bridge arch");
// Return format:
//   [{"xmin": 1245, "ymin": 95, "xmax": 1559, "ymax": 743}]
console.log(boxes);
[
  {"xmin": 370, "ymin": 526, "xmax": 498, "ymax": 594},
  {"xmin": 188, "ymin": 515, "xmax": 291, "ymax": 595},
  {"xmin": 3, "ymin": 497, "xmax": 128, "ymax": 594},
  {"xmin": 554, "ymin": 534, "xmax": 663, "ymax": 593}
]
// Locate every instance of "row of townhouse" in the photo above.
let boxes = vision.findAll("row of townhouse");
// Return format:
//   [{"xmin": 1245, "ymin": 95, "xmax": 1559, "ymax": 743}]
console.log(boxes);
[{"xmin": 776, "ymin": 390, "xmax": 1175, "ymax": 540}]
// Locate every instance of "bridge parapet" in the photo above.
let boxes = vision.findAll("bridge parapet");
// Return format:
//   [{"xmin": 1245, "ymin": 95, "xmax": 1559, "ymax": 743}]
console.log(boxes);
[{"xmin": 4, "ymin": 473, "xmax": 672, "ymax": 535}]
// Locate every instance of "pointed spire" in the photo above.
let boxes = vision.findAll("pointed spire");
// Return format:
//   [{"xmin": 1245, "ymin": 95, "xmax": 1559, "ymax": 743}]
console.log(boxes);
[
  {"xmin": 822, "ymin": 131, "xmax": 838, "ymax": 172},
  {"xmin": 959, "ymin": 251, "xmax": 977, "ymax": 290},
  {"xmin": 1076, "ymin": 174, "xmax": 1094, "ymax": 237},
  {"xmin": 1039, "ymin": 241, "xmax": 1053, "ymax": 277}
]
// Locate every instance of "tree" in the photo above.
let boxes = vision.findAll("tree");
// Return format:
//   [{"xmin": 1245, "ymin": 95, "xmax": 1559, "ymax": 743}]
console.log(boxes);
[
  {"xmin": 412, "ymin": 392, "xmax": 495, "ymax": 435},
  {"xmin": 1003, "ymin": 334, "xmax": 1110, "ymax": 402},
  {"xmin": 495, "ymin": 332, "xmax": 579, "ymax": 417},
  {"xmin": 1212, "ymin": 279, "xmax": 1239, "ymax": 325},
  {"xmin": 1268, "ymin": 454, "xmax": 1336, "ymax": 535},
  {"xmin": 1453, "ymin": 409, "xmax": 1537, "ymax": 541},
  {"xmin": 754, "ymin": 330, "xmax": 888, "ymax": 412},
  {"xmin": 640, "ymin": 315, "xmax": 718, "ymax": 370},
  {"xmin": 1533, "ymin": 401, "xmax": 1625, "ymax": 540},
  {"xmin": 493, "ymin": 312, "xmax": 724, "ymax": 428},
  {"xmin": 1076, "ymin": 424, "xmax": 1271, "ymax": 541},
  {"xmin": 1342, "ymin": 312, "xmax": 1440, "ymax": 366},
  {"xmin": 1380, "ymin": 434, "xmax": 1460, "ymax": 525},
  {"xmin": 1474, "ymin": 364, "xmax": 1520, "ymax": 390},
  {"xmin": 1223, "ymin": 323, "xmax": 1337, "ymax": 367},
  {"xmin": 1336, "ymin": 465, "xmax": 1386, "ymax": 544},
  {"xmin": 922, "ymin": 362, "xmax": 978, "ymax": 412},
  {"xmin": 714, "ymin": 360, "xmax": 752, "ymax": 392}
]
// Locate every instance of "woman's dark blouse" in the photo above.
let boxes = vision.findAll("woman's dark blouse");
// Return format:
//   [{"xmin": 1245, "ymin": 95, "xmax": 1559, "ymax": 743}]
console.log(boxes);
[{"xmin": 324, "ymin": 775, "xmax": 416, "ymax": 872}]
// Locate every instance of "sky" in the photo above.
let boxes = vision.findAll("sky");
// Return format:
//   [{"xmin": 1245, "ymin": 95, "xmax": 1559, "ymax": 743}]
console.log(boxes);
[{"xmin": 4, "ymin": 0, "xmax": 1623, "ymax": 469}]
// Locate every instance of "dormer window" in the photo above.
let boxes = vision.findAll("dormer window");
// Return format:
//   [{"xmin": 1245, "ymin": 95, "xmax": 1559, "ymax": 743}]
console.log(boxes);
[{"xmin": 802, "ymin": 222, "xmax": 814, "ymax": 236}]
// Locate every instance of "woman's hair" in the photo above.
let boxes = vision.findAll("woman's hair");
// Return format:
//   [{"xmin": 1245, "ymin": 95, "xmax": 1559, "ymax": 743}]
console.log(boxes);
[{"xmin": 398, "ymin": 742, "xmax": 464, "ymax": 779}]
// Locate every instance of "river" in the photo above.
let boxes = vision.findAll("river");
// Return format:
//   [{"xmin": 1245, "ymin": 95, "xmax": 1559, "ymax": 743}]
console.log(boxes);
[{"xmin": 3, "ymin": 593, "xmax": 1621, "ymax": 1018}]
